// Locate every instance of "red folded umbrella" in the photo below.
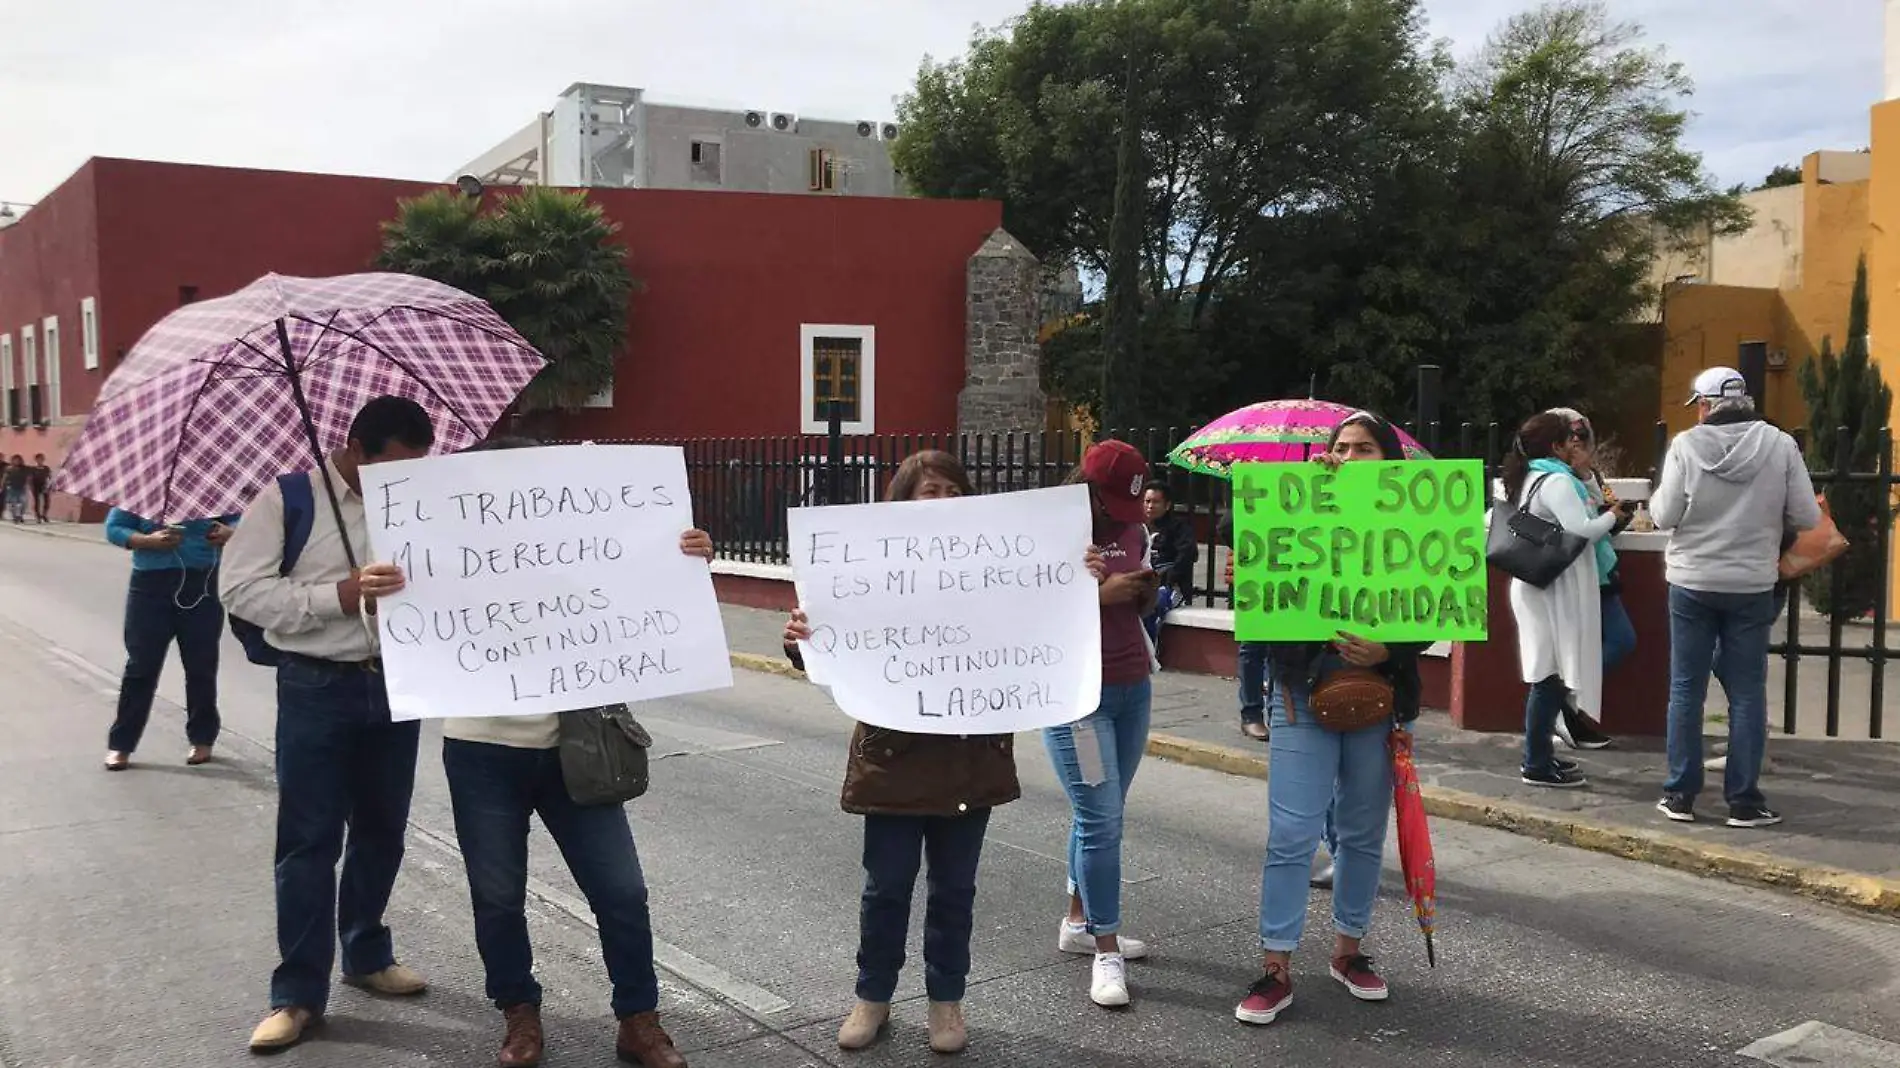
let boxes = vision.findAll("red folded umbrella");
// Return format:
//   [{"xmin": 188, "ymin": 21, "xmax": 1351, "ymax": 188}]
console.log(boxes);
[{"xmin": 1389, "ymin": 728, "xmax": 1437, "ymax": 967}]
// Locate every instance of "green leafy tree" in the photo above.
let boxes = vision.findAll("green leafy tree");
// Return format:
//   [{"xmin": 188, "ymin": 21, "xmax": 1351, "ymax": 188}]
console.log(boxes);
[
  {"xmin": 1438, "ymin": 0, "xmax": 1750, "ymax": 427},
  {"xmin": 1797, "ymin": 255, "xmax": 1894, "ymax": 618},
  {"xmin": 894, "ymin": 0, "xmax": 1448, "ymax": 427},
  {"xmin": 376, "ymin": 187, "xmax": 637, "ymax": 413},
  {"xmin": 1758, "ymin": 163, "xmax": 1803, "ymax": 190}
]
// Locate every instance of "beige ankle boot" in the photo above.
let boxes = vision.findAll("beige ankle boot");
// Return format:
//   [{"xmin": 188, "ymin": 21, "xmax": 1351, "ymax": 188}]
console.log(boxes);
[
  {"xmin": 928, "ymin": 1000, "xmax": 967, "ymax": 1054},
  {"xmin": 836, "ymin": 1000, "xmax": 890, "ymax": 1050}
]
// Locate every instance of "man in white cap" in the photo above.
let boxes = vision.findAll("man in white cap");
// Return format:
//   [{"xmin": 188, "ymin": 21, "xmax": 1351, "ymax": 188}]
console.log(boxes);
[{"xmin": 1649, "ymin": 367, "xmax": 1819, "ymax": 828}]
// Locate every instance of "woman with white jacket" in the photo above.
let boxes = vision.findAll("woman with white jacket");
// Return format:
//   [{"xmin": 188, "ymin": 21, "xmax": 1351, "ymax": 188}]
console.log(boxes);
[{"xmin": 1503, "ymin": 412, "xmax": 1627, "ymax": 789}]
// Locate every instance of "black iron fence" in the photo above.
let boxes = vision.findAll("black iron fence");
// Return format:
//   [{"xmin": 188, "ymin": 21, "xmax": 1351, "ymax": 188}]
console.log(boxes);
[{"xmin": 565, "ymin": 417, "xmax": 1898, "ymax": 740}]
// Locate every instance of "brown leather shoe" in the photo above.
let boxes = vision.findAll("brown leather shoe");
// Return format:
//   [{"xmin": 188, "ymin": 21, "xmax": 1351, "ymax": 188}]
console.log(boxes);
[
  {"xmin": 498, "ymin": 1004, "xmax": 544, "ymax": 1068},
  {"xmin": 616, "ymin": 1011, "xmax": 686, "ymax": 1067}
]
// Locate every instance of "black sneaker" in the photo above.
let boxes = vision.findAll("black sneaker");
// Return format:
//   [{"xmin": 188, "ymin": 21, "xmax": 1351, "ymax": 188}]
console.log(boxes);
[
  {"xmin": 1552, "ymin": 755, "xmax": 1579, "ymax": 773},
  {"xmin": 1656, "ymin": 793, "xmax": 1696, "ymax": 822},
  {"xmin": 1555, "ymin": 708, "xmax": 1613, "ymax": 750},
  {"xmin": 1726, "ymin": 805, "xmax": 1783, "ymax": 829},
  {"xmin": 1521, "ymin": 766, "xmax": 1589, "ymax": 789}
]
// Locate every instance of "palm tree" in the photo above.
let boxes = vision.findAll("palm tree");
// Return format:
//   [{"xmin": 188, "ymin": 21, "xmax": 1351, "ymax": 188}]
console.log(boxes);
[{"xmin": 378, "ymin": 187, "xmax": 637, "ymax": 413}]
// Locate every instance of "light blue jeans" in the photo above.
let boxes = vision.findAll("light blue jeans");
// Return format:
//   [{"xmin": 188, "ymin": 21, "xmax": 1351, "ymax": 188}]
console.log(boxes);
[
  {"xmin": 1044, "ymin": 679, "xmax": 1153, "ymax": 935},
  {"xmin": 1259, "ymin": 682, "xmax": 1393, "ymax": 951}
]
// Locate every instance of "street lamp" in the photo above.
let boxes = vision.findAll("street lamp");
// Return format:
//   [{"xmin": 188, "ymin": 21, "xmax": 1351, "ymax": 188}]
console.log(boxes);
[{"xmin": 0, "ymin": 200, "xmax": 36, "ymax": 227}]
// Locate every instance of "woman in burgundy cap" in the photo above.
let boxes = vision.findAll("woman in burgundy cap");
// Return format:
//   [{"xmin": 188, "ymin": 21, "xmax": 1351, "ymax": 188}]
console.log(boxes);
[{"xmin": 1046, "ymin": 439, "xmax": 1162, "ymax": 1008}]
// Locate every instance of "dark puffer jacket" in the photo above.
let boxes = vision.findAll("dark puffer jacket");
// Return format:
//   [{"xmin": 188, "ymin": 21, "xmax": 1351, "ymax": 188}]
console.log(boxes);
[{"xmin": 786, "ymin": 643, "xmax": 1021, "ymax": 817}]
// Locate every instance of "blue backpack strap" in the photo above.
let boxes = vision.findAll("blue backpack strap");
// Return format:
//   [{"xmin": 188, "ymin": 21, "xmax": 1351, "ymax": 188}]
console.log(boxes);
[{"xmin": 276, "ymin": 472, "xmax": 316, "ymax": 576}]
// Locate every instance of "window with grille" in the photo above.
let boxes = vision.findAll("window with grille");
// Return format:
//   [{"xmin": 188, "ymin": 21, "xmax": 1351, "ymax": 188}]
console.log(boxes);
[
  {"xmin": 810, "ymin": 336, "xmax": 861, "ymax": 423},
  {"xmin": 800, "ymin": 325, "xmax": 875, "ymax": 434}
]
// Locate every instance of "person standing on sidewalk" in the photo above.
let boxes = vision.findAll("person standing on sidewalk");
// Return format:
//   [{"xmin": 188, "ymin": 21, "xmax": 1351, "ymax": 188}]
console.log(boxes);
[
  {"xmin": 1235, "ymin": 410, "xmax": 1427, "ymax": 1027},
  {"xmin": 1047, "ymin": 439, "xmax": 1160, "ymax": 1009},
  {"xmin": 1651, "ymin": 367, "xmax": 1818, "ymax": 829},
  {"xmin": 1219, "ymin": 511, "xmax": 1270, "ymax": 742},
  {"xmin": 2, "ymin": 454, "xmax": 26, "ymax": 523},
  {"xmin": 1544, "ymin": 409, "xmax": 1627, "ymax": 751},
  {"xmin": 442, "ymin": 436, "xmax": 703, "ymax": 1068},
  {"xmin": 101, "ymin": 507, "xmax": 236, "ymax": 770},
  {"xmin": 1500, "ymin": 413, "xmax": 1628, "ymax": 790},
  {"xmin": 219, "ymin": 396, "xmax": 436, "ymax": 1053},
  {"xmin": 28, "ymin": 453, "xmax": 51, "ymax": 523},
  {"xmin": 781, "ymin": 450, "xmax": 1026, "ymax": 1056}
]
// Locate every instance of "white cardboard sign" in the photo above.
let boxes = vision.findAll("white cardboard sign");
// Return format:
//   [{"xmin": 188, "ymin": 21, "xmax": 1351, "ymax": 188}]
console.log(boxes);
[
  {"xmin": 787, "ymin": 484, "xmax": 1102, "ymax": 734},
  {"xmin": 360, "ymin": 444, "xmax": 733, "ymax": 721}
]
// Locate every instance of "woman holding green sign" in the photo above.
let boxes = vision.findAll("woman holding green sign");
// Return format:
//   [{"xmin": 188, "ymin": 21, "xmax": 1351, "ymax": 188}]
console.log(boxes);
[{"xmin": 1236, "ymin": 411, "xmax": 1428, "ymax": 1028}]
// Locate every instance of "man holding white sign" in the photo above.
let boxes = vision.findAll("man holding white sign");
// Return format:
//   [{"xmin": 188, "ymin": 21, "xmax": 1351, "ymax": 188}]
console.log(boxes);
[{"xmin": 359, "ymin": 438, "xmax": 725, "ymax": 1068}]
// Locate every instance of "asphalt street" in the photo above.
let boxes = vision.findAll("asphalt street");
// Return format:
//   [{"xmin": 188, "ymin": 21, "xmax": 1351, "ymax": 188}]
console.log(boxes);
[{"xmin": 4, "ymin": 525, "xmax": 1900, "ymax": 1068}]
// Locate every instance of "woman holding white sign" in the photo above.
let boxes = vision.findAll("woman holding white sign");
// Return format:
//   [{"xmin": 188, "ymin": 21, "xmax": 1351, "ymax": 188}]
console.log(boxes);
[
  {"xmin": 438, "ymin": 436, "xmax": 711, "ymax": 1068},
  {"xmin": 782, "ymin": 451, "xmax": 1026, "ymax": 1056},
  {"xmin": 1045, "ymin": 439, "xmax": 1162, "ymax": 1010},
  {"xmin": 1236, "ymin": 411, "xmax": 1428, "ymax": 1028}
]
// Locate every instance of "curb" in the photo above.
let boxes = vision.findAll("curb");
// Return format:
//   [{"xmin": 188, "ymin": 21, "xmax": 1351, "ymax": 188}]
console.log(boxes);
[
  {"xmin": 722, "ymin": 656, "xmax": 1900, "ymax": 919},
  {"xmin": 1142, "ymin": 732, "xmax": 1900, "ymax": 919},
  {"xmin": 0, "ymin": 522, "xmax": 99, "ymax": 546}
]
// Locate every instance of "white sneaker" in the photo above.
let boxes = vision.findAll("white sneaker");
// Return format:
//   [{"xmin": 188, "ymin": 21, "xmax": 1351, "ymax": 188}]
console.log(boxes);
[
  {"xmin": 1310, "ymin": 861, "xmax": 1335, "ymax": 889},
  {"xmin": 1090, "ymin": 952, "xmax": 1130, "ymax": 1007},
  {"xmin": 1059, "ymin": 920, "xmax": 1148, "ymax": 960}
]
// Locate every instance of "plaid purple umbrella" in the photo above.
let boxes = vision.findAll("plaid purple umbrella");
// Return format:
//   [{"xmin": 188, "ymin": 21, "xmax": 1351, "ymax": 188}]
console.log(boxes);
[{"xmin": 57, "ymin": 272, "xmax": 545, "ymax": 522}]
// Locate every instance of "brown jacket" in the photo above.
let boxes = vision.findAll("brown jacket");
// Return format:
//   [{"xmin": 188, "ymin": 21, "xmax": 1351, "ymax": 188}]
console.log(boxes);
[
  {"xmin": 841, "ymin": 724, "xmax": 1022, "ymax": 817},
  {"xmin": 785, "ymin": 641, "xmax": 1021, "ymax": 817}
]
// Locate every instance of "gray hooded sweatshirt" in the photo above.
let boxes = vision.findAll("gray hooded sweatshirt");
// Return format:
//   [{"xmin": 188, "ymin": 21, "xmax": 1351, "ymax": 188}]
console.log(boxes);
[{"xmin": 1650, "ymin": 413, "xmax": 1820, "ymax": 594}]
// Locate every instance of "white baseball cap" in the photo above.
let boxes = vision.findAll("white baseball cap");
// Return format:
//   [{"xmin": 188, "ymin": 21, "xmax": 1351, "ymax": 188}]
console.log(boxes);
[{"xmin": 1686, "ymin": 366, "xmax": 1748, "ymax": 406}]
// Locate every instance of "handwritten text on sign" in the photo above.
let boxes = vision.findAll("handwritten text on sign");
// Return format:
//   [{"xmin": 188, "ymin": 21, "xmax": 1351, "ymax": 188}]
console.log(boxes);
[
  {"xmin": 1230, "ymin": 460, "xmax": 1488, "ymax": 642},
  {"xmin": 360, "ymin": 445, "xmax": 733, "ymax": 721},
  {"xmin": 787, "ymin": 484, "xmax": 1102, "ymax": 734}
]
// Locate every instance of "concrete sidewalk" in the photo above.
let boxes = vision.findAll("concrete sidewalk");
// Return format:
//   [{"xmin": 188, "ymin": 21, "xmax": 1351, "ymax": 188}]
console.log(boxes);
[{"xmin": 713, "ymin": 601, "xmax": 1900, "ymax": 918}]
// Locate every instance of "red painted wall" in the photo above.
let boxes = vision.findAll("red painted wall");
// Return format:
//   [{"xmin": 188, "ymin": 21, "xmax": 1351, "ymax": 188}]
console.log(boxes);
[
  {"xmin": 1, "ymin": 158, "xmax": 999, "ymax": 516},
  {"xmin": 0, "ymin": 162, "xmax": 103, "ymax": 517},
  {"xmin": 90, "ymin": 159, "xmax": 439, "ymax": 384},
  {"xmin": 548, "ymin": 188, "xmax": 1000, "ymax": 440}
]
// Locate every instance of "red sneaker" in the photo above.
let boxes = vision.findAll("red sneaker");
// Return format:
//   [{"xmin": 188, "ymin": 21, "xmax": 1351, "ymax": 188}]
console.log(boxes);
[
  {"xmin": 1234, "ymin": 967, "xmax": 1292, "ymax": 1025},
  {"xmin": 1329, "ymin": 954, "xmax": 1390, "ymax": 1001}
]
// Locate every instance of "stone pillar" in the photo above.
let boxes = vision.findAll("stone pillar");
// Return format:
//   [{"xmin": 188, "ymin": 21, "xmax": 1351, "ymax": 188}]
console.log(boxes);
[{"xmin": 960, "ymin": 228, "xmax": 1047, "ymax": 445}]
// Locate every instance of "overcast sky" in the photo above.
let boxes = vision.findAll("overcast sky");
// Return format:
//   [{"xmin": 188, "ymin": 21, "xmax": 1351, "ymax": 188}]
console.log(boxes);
[{"xmin": 0, "ymin": 0, "xmax": 1880, "ymax": 207}]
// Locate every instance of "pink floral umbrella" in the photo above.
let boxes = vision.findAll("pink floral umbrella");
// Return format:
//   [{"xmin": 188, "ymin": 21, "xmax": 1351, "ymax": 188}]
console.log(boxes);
[{"xmin": 1166, "ymin": 398, "xmax": 1431, "ymax": 478}]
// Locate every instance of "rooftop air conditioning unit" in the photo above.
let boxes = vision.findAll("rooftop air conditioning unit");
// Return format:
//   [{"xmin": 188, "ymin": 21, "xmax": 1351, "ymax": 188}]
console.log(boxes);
[
  {"xmin": 880, "ymin": 122, "xmax": 900, "ymax": 141},
  {"xmin": 855, "ymin": 120, "xmax": 876, "ymax": 138},
  {"xmin": 770, "ymin": 112, "xmax": 797, "ymax": 133},
  {"xmin": 743, "ymin": 110, "xmax": 766, "ymax": 129}
]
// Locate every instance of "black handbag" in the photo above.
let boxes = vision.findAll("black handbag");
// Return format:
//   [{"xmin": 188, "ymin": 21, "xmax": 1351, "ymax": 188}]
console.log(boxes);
[
  {"xmin": 557, "ymin": 704, "xmax": 653, "ymax": 806},
  {"xmin": 1486, "ymin": 473, "xmax": 1589, "ymax": 588}
]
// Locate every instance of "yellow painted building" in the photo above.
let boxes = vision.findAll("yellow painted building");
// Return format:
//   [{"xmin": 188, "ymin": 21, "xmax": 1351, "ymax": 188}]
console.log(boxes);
[{"xmin": 1655, "ymin": 150, "xmax": 1874, "ymax": 437}]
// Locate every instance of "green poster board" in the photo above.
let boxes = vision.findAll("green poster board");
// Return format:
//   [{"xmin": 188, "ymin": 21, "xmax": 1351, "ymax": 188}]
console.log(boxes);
[{"xmin": 1230, "ymin": 460, "xmax": 1489, "ymax": 643}]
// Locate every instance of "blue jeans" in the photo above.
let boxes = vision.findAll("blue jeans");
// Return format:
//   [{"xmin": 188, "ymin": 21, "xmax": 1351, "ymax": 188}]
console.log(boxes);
[
  {"xmin": 1521, "ymin": 676, "xmax": 1569, "ymax": 774},
  {"xmin": 270, "ymin": 658, "xmax": 421, "ymax": 1011},
  {"xmin": 108, "ymin": 568, "xmax": 223, "ymax": 753},
  {"xmin": 1141, "ymin": 586, "xmax": 1178, "ymax": 648},
  {"xmin": 857, "ymin": 810, "xmax": 990, "ymax": 1003},
  {"xmin": 1043, "ymin": 679, "xmax": 1153, "ymax": 935},
  {"xmin": 443, "ymin": 738, "xmax": 660, "ymax": 1017},
  {"xmin": 1601, "ymin": 591, "xmax": 1636, "ymax": 676},
  {"xmin": 1664, "ymin": 585, "xmax": 1777, "ymax": 808},
  {"xmin": 1237, "ymin": 642, "xmax": 1268, "ymax": 725},
  {"xmin": 1259, "ymin": 683, "xmax": 1392, "ymax": 951}
]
